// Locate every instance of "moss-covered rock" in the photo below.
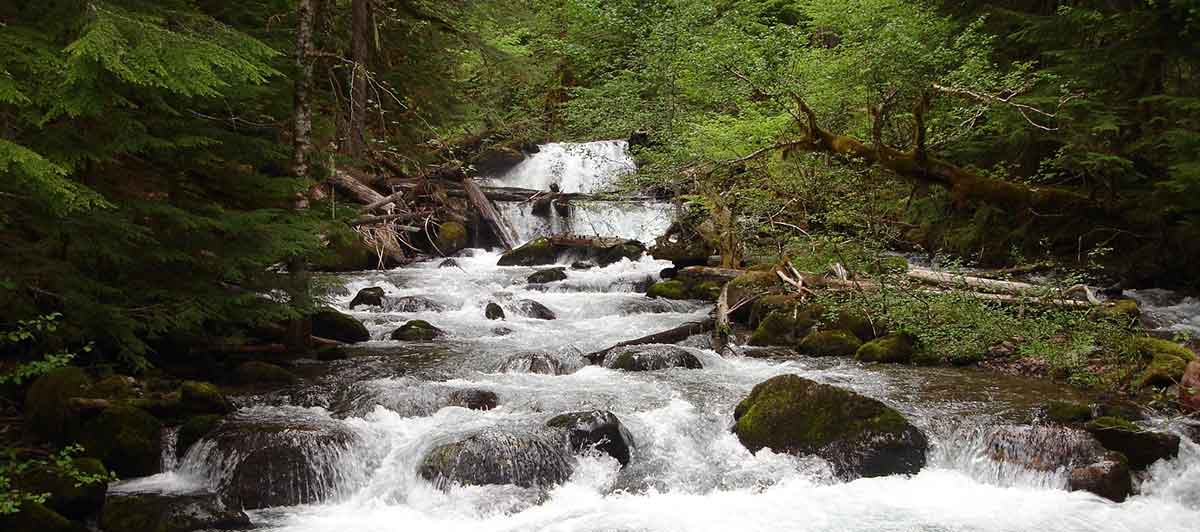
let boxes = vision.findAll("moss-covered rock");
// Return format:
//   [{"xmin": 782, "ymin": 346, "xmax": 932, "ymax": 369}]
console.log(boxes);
[
  {"xmin": 89, "ymin": 375, "xmax": 137, "ymax": 400},
  {"xmin": 827, "ymin": 310, "xmax": 882, "ymax": 342},
  {"xmin": 855, "ymin": 333, "xmax": 915, "ymax": 364},
  {"xmin": 0, "ymin": 501, "xmax": 81, "ymax": 532},
  {"xmin": 748, "ymin": 310, "xmax": 817, "ymax": 347},
  {"xmin": 1085, "ymin": 416, "xmax": 1180, "ymax": 470},
  {"xmin": 178, "ymin": 381, "xmax": 231, "ymax": 415},
  {"xmin": 436, "ymin": 221, "xmax": 469, "ymax": 255},
  {"xmin": 497, "ymin": 237, "xmax": 558, "ymax": 266},
  {"xmin": 14, "ymin": 458, "xmax": 108, "ymax": 519},
  {"xmin": 100, "ymin": 493, "xmax": 250, "ymax": 532},
  {"xmin": 176, "ymin": 414, "xmax": 222, "ymax": 459},
  {"xmin": 233, "ymin": 361, "xmax": 299, "ymax": 386},
  {"xmin": 733, "ymin": 374, "xmax": 927, "ymax": 478},
  {"xmin": 1043, "ymin": 400, "xmax": 1093, "ymax": 425},
  {"xmin": 80, "ymin": 405, "xmax": 162, "ymax": 477},
  {"xmin": 726, "ymin": 270, "xmax": 784, "ymax": 323},
  {"xmin": 419, "ymin": 429, "xmax": 573, "ymax": 489},
  {"xmin": 1134, "ymin": 337, "xmax": 1196, "ymax": 389},
  {"xmin": 798, "ymin": 330, "xmax": 863, "ymax": 357},
  {"xmin": 527, "ymin": 267, "xmax": 567, "ymax": 284},
  {"xmin": 312, "ymin": 308, "xmax": 370, "ymax": 344},
  {"xmin": 1095, "ymin": 298, "xmax": 1140, "ymax": 324},
  {"xmin": 311, "ymin": 230, "xmax": 379, "ymax": 272},
  {"xmin": 390, "ymin": 320, "xmax": 445, "ymax": 341},
  {"xmin": 646, "ymin": 280, "xmax": 690, "ymax": 300},
  {"xmin": 748, "ymin": 295, "xmax": 816, "ymax": 328},
  {"xmin": 25, "ymin": 367, "xmax": 91, "ymax": 444}
]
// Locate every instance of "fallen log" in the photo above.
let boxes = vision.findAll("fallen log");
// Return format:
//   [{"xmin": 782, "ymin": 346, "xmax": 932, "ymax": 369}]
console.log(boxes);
[
  {"xmin": 585, "ymin": 318, "xmax": 716, "ymax": 365},
  {"xmin": 462, "ymin": 178, "xmax": 519, "ymax": 250},
  {"xmin": 348, "ymin": 213, "xmax": 423, "ymax": 230},
  {"xmin": 906, "ymin": 267, "xmax": 1098, "ymax": 303},
  {"xmin": 360, "ymin": 189, "xmax": 408, "ymax": 213},
  {"xmin": 328, "ymin": 170, "xmax": 386, "ymax": 205}
]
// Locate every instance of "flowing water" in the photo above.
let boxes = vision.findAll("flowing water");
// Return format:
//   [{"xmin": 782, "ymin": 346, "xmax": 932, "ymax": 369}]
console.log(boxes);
[{"xmin": 112, "ymin": 142, "xmax": 1200, "ymax": 531}]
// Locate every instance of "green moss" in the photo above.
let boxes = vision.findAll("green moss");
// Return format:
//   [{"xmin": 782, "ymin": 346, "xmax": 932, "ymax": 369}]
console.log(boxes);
[
  {"xmin": 1087, "ymin": 415, "xmax": 1140, "ymax": 432},
  {"xmin": 1134, "ymin": 337, "xmax": 1195, "ymax": 389},
  {"xmin": 311, "ymin": 307, "xmax": 370, "ymax": 343},
  {"xmin": 749, "ymin": 311, "xmax": 802, "ymax": 347},
  {"xmin": 391, "ymin": 320, "xmax": 444, "ymax": 341},
  {"xmin": 15, "ymin": 458, "xmax": 108, "ymax": 519},
  {"xmin": 647, "ymin": 280, "xmax": 690, "ymax": 300},
  {"xmin": 178, "ymin": 381, "xmax": 230, "ymax": 415},
  {"xmin": 1095, "ymin": 299, "xmax": 1140, "ymax": 324},
  {"xmin": 1044, "ymin": 400, "xmax": 1093, "ymax": 424},
  {"xmin": 436, "ymin": 221, "xmax": 469, "ymax": 255},
  {"xmin": 312, "ymin": 229, "xmax": 377, "ymax": 271},
  {"xmin": 497, "ymin": 237, "xmax": 557, "ymax": 266},
  {"xmin": 855, "ymin": 333, "xmax": 915, "ymax": 364},
  {"xmin": 88, "ymin": 375, "xmax": 136, "ymax": 400},
  {"xmin": 0, "ymin": 501, "xmax": 80, "ymax": 532},
  {"xmin": 798, "ymin": 330, "xmax": 862, "ymax": 357},
  {"xmin": 726, "ymin": 270, "xmax": 783, "ymax": 304},
  {"xmin": 80, "ymin": 405, "xmax": 162, "ymax": 477},
  {"xmin": 24, "ymin": 367, "xmax": 91, "ymax": 444},
  {"xmin": 233, "ymin": 361, "xmax": 299, "ymax": 386},
  {"xmin": 692, "ymin": 281, "xmax": 724, "ymax": 301},
  {"xmin": 176, "ymin": 415, "xmax": 222, "ymax": 458},
  {"xmin": 828, "ymin": 310, "xmax": 881, "ymax": 342}
]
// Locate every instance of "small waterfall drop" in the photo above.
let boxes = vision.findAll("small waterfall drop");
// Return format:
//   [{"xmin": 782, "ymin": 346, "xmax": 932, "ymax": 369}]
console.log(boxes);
[{"xmin": 488, "ymin": 141, "xmax": 636, "ymax": 193}]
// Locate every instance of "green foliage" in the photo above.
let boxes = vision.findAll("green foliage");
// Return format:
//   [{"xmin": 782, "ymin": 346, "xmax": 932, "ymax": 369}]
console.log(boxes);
[
  {"xmin": 0, "ymin": 314, "xmax": 91, "ymax": 386},
  {"xmin": 0, "ymin": 445, "xmax": 112, "ymax": 516}
]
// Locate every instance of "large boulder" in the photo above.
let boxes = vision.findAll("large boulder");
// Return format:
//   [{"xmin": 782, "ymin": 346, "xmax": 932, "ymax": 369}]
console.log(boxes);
[
  {"xmin": 984, "ymin": 425, "xmax": 1106, "ymax": 472},
  {"xmin": 233, "ymin": 361, "xmax": 299, "ymax": 386},
  {"xmin": 1134, "ymin": 337, "xmax": 1196, "ymax": 389},
  {"xmin": 100, "ymin": 493, "xmax": 250, "ymax": 532},
  {"xmin": 312, "ymin": 308, "xmax": 370, "ymax": 343},
  {"xmin": 496, "ymin": 237, "xmax": 558, "ymax": 266},
  {"xmin": 178, "ymin": 381, "xmax": 231, "ymax": 416},
  {"xmin": 855, "ymin": 333, "xmax": 915, "ymax": 364},
  {"xmin": 390, "ymin": 320, "xmax": 445, "ymax": 341},
  {"xmin": 485, "ymin": 302, "xmax": 505, "ymax": 320},
  {"xmin": 498, "ymin": 353, "xmax": 566, "ymax": 375},
  {"xmin": 528, "ymin": 267, "xmax": 568, "ymax": 284},
  {"xmin": 80, "ymin": 405, "xmax": 162, "ymax": 477},
  {"xmin": 798, "ymin": 330, "xmax": 863, "ymax": 357},
  {"xmin": 24, "ymin": 367, "xmax": 91, "ymax": 444},
  {"xmin": 1068, "ymin": 452, "xmax": 1132, "ymax": 503},
  {"xmin": 497, "ymin": 237, "xmax": 644, "ymax": 267},
  {"xmin": 1084, "ymin": 416, "xmax": 1180, "ymax": 470},
  {"xmin": 198, "ymin": 410, "xmax": 363, "ymax": 509},
  {"xmin": 748, "ymin": 295, "xmax": 814, "ymax": 328},
  {"xmin": 0, "ymin": 501, "xmax": 81, "ymax": 532},
  {"xmin": 546, "ymin": 410, "xmax": 635, "ymax": 466},
  {"xmin": 603, "ymin": 345, "xmax": 703, "ymax": 371},
  {"xmin": 748, "ymin": 308, "xmax": 818, "ymax": 347},
  {"xmin": 512, "ymin": 299, "xmax": 557, "ymax": 320},
  {"xmin": 311, "ymin": 231, "xmax": 381, "ymax": 272},
  {"xmin": 383, "ymin": 295, "xmax": 449, "ymax": 313},
  {"xmin": 725, "ymin": 270, "xmax": 786, "ymax": 323},
  {"xmin": 419, "ymin": 429, "xmax": 573, "ymax": 489},
  {"xmin": 733, "ymin": 375, "xmax": 927, "ymax": 478},
  {"xmin": 14, "ymin": 458, "xmax": 108, "ymax": 520},
  {"xmin": 348, "ymin": 287, "xmax": 386, "ymax": 309},
  {"xmin": 435, "ymin": 221, "xmax": 469, "ymax": 255}
]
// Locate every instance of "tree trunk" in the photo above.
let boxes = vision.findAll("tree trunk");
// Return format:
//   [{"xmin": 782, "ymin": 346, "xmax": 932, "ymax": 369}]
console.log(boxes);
[
  {"xmin": 348, "ymin": 0, "xmax": 371, "ymax": 158},
  {"xmin": 287, "ymin": 0, "xmax": 317, "ymax": 353},
  {"xmin": 462, "ymin": 178, "xmax": 518, "ymax": 250}
]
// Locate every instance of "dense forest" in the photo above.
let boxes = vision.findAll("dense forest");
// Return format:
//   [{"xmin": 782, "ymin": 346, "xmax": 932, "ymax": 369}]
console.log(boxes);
[{"xmin": 2, "ymin": 1, "xmax": 1200, "ymax": 531}]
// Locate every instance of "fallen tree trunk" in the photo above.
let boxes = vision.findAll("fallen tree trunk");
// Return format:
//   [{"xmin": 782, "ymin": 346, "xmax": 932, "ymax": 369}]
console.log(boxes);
[
  {"xmin": 906, "ymin": 267, "xmax": 1097, "ymax": 302},
  {"xmin": 585, "ymin": 318, "xmax": 716, "ymax": 365},
  {"xmin": 713, "ymin": 285, "xmax": 731, "ymax": 354},
  {"xmin": 348, "ymin": 213, "xmax": 422, "ymax": 229},
  {"xmin": 462, "ymin": 178, "xmax": 518, "ymax": 250},
  {"xmin": 328, "ymin": 170, "xmax": 386, "ymax": 205}
]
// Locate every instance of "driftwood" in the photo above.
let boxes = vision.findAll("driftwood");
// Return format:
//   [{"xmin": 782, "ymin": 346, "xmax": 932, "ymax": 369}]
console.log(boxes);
[
  {"xmin": 360, "ymin": 189, "xmax": 408, "ymax": 213},
  {"xmin": 462, "ymin": 178, "xmax": 518, "ymax": 250},
  {"xmin": 328, "ymin": 170, "xmax": 387, "ymax": 205},
  {"xmin": 585, "ymin": 318, "xmax": 717, "ymax": 365},
  {"xmin": 906, "ymin": 267, "xmax": 1098, "ymax": 303},
  {"xmin": 348, "ymin": 213, "xmax": 422, "ymax": 230}
]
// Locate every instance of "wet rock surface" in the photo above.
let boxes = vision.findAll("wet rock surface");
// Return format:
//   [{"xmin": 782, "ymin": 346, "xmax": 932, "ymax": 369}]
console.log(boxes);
[
  {"xmin": 348, "ymin": 287, "xmax": 386, "ymax": 309},
  {"xmin": 419, "ymin": 429, "xmax": 574, "ymax": 489},
  {"xmin": 602, "ymin": 345, "xmax": 703, "ymax": 371},
  {"xmin": 546, "ymin": 410, "xmax": 635, "ymax": 466},
  {"xmin": 100, "ymin": 492, "xmax": 250, "ymax": 532},
  {"xmin": 511, "ymin": 299, "xmax": 557, "ymax": 320}
]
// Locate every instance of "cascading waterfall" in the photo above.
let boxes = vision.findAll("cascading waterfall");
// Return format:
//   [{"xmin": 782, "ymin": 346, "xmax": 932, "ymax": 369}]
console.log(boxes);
[
  {"xmin": 109, "ymin": 142, "xmax": 1200, "ymax": 532},
  {"xmin": 486, "ymin": 141, "xmax": 636, "ymax": 193}
]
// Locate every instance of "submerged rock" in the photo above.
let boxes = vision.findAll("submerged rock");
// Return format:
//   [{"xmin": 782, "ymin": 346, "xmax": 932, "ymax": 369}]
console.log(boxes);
[
  {"xmin": 348, "ymin": 287, "xmax": 386, "ymax": 309},
  {"xmin": 603, "ymin": 345, "xmax": 702, "ymax": 371},
  {"xmin": 497, "ymin": 236, "xmax": 644, "ymax": 267},
  {"xmin": 1084, "ymin": 416, "xmax": 1179, "ymax": 470},
  {"xmin": 732, "ymin": 374, "xmax": 927, "ymax": 479},
  {"xmin": 572, "ymin": 261, "xmax": 596, "ymax": 270},
  {"xmin": 383, "ymin": 295, "xmax": 449, "ymax": 313},
  {"xmin": 419, "ymin": 429, "xmax": 573, "ymax": 488},
  {"xmin": 985, "ymin": 425, "xmax": 1105, "ymax": 472},
  {"xmin": 447, "ymin": 389, "xmax": 499, "ymax": 411},
  {"xmin": 1068, "ymin": 452, "xmax": 1132, "ymax": 502},
  {"xmin": 512, "ymin": 299, "xmax": 557, "ymax": 320},
  {"xmin": 438, "ymin": 258, "xmax": 460, "ymax": 269},
  {"xmin": 100, "ymin": 492, "xmax": 250, "ymax": 532},
  {"xmin": 528, "ymin": 267, "xmax": 568, "ymax": 284},
  {"xmin": 391, "ymin": 320, "xmax": 445, "ymax": 341},
  {"xmin": 798, "ymin": 330, "xmax": 862, "ymax": 357},
  {"xmin": 855, "ymin": 333, "xmax": 915, "ymax": 364},
  {"xmin": 80, "ymin": 405, "xmax": 162, "ymax": 477},
  {"xmin": 485, "ymin": 302, "xmax": 506, "ymax": 320},
  {"xmin": 546, "ymin": 410, "xmax": 635, "ymax": 466},
  {"xmin": 492, "ymin": 327, "xmax": 514, "ymax": 336},
  {"xmin": 498, "ymin": 353, "xmax": 566, "ymax": 375}
]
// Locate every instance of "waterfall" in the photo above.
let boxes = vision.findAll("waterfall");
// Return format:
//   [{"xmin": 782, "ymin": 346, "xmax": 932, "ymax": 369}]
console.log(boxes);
[{"xmin": 486, "ymin": 141, "xmax": 636, "ymax": 193}]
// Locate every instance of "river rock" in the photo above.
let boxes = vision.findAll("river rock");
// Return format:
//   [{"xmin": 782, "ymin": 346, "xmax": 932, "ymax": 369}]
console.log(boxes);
[
  {"xmin": 528, "ymin": 267, "xmax": 568, "ymax": 284},
  {"xmin": 498, "ymin": 353, "xmax": 565, "ymax": 375},
  {"xmin": 1068, "ymin": 452, "xmax": 1132, "ymax": 502},
  {"xmin": 512, "ymin": 299, "xmax": 557, "ymax": 320},
  {"xmin": 348, "ymin": 287, "xmax": 386, "ymax": 309},
  {"xmin": 0, "ymin": 501, "xmax": 79, "ymax": 532},
  {"xmin": 203, "ymin": 412, "xmax": 362, "ymax": 509},
  {"xmin": 419, "ymin": 429, "xmax": 573, "ymax": 488},
  {"xmin": 733, "ymin": 374, "xmax": 927, "ymax": 479},
  {"xmin": 100, "ymin": 492, "xmax": 250, "ymax": 532},
  {"xmin": 383, "ymin": 295, "xmax": 449, "ymax": 313},
  {"xmin": 24, "ymin": 367, "xmax": 91, "ymax": 444},
  {"xmin": 80, "ymin": 405, "xmax": 162, "ymax": 477},
  {"xmin": 391, "ymin": 320, "xmax": 445, "ymax": 341},
  {"xmin": 572, "ymin": 261, "xmax": 596, "ymax": 270},
  {"xmin": 492, "ymin": 327, "xmax": 514, "ymax": 336},
  {"xmin": 798, "ymin": 330, "xmax": 863, "ymax": 357},
  {"xmin": 178, "ymin": 380, "xmax": 232, "ymax": 415},
  {"xmin": 438, "ymin": 258, "xmax": 460, "ymax": 269},
  {"xmin": 546, "ymin": 410, "xmax": 635, "ymax": 466},
  {"xmin": 435, "ymin": 221, "xmax": 469, "ymax": 256},
  {"xmin": 447, "ymin": 389, "xmax": 499, "ymax": 411},
  {"xmin": 485, "ymin": 302, "xmax": 505, "ymax": 320},
  {"xmin": 726, "ymin": 270, "xmax": 787, "ymax": 323},
  {"xmin": 984, "ymin": 425, "xmax": 1105, "ymax": 471},
  {"xmin": 855, "ymin": 333, "xmax": 915, "ymax": 364},
  {"xmin": 1180, "ymin": 360, "xmax": 1200, "ymax": 411},
  {"xmin": 603, "ymin": 345, "xmax": 703, "ymax": 371},
  {"xmin": 233, "ymin": 361, "xmax": 299, "ymax": 386},
  {"xmin": 1084, "ymin": 416, "xmax": 1179, "ymax": 470},
  {"xmin": 497, "ymin": 236, "xmax": 644, "ymax": 267},
  {"xmin": 1133, "ymin": 337, "xmax": 1195, "ymax": 389},
  {"xmin": 14, "ymin": 457, "xmax": 108, "ymax": 520},
  {"xmin": 749, "ymin": 309, "xmax": 818, "ymax": 347}
]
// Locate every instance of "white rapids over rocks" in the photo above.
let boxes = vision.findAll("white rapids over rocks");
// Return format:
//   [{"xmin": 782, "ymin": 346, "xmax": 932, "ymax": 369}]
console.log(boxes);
[{"xmin": 113, "ymin": 141, "xmax": 1200, "ymax": 531}]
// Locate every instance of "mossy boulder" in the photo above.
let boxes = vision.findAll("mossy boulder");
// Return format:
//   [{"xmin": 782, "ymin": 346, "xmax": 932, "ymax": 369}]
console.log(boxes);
[
  {"xmin": 1095, "ymin": 298, "xmax": 1140, "ymax": 324},
  {"xmin": 748, "ymin": 295, "xmax": 815, "ymax": 328},
  {"xmin": 527, "ymin": 267, "xmax": 567, "ymax": 284},
  {"xmin": 390, "ymin": 320, "xmax": 445, "ymax": 341},
  {"xmin": 312, "ymin": 308, "xmax": 370, "ymax": 344},
  {"xmin": 348, "ymin": 287, "xmax": 386, "ymax": 309},
  {"xmin": 176, "ymin": 414, "xmax": 222, "ymax": 460},
  {"xmin": 1085, "ymin": 416, "xmax": 1180, "ymax": 470},
  {"xmin": 749, "ymin": 310, "xmax": 817, "ymax": 347},
  {"xmin": 646, "ymin": 280, "xmax": 690, "ymax": 300},
  {"xmin": 89, "ymin": 375, "xmax": 137, "ymax": 400},
  {"xmin": 80, "ymin": 405, "xmax": 162, "ymax": 477},
  {"xmin": 798, "ymin": 330, "xmax": 862, "ymax": 357},
  {"xmin": 726, "ymin": 270, "xmax": 785, "ymax": 323},
  {"xmin": 1043, "ymin": 400, "xmax": 1093, "ymax": 425},
  {"xmin": 233, "ymin": 361, "xmax": 299, "ymax": 386},
  {"xmin": 496, "ymin": 236, "xmax": 642, "ymax": 267},
  {"xmin": 14, "ymin": 458, "xmax": 108, "ymax": 519},
  {"xmin": 855, "ymin": 333, "xmax": 915, "ymax": 364},
  {"xmin": 546, "ymin": 410, "xmax": 635, "ymax": 466},
  {"xmin": 1133, "ymin": 337, "xmax": 1195, "ymax": 389},
  {"xmin": 100, "ymin": 493, "xmax": 250, "ymax": 532},
  {"xmin": 0, "ymin": 501, "xmax": 81, "ymax": 532},
  {"xmin": 732, "ymin": 374, "xmax": 927, "ymax": 478},
  {"xmin": 312, "ymin": 231, "xmax": 379, "ymax": 272},
  {"xmin": 436, "ymin": 221, "xmax": 469, "ymax": 255},
  {"xmin": 25, "ymin": 367, "xmax": 91, "ymax": 444},
  {"xmin": 497, "ymin": 237, "xmax": 558, "ymax": 266},
  {"xmin": 826, "ymin": 310, "xmax": 882, "ymax": 342},
  {"xmin": 178, "ymin": 381, "xmax": 231, "ymax": 416}
]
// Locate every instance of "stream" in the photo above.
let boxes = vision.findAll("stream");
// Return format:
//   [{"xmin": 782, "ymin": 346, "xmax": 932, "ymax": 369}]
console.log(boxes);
[{"xmin": 113, "ymin": 141, "xmax": 1200, "ymax": 531}]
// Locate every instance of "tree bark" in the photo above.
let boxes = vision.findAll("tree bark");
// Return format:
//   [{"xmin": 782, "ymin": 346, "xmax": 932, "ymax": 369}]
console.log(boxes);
[
  {"xmin": 348, "ymin": 0, "xmax": 372, "ymax": 158},
  {"xmin": 328, "ymin": 169, "xmax": 386, "ymax": 204},
  {"xmin": 287, "ymin": 0, "xmax": 317, "ymax": 353}
]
